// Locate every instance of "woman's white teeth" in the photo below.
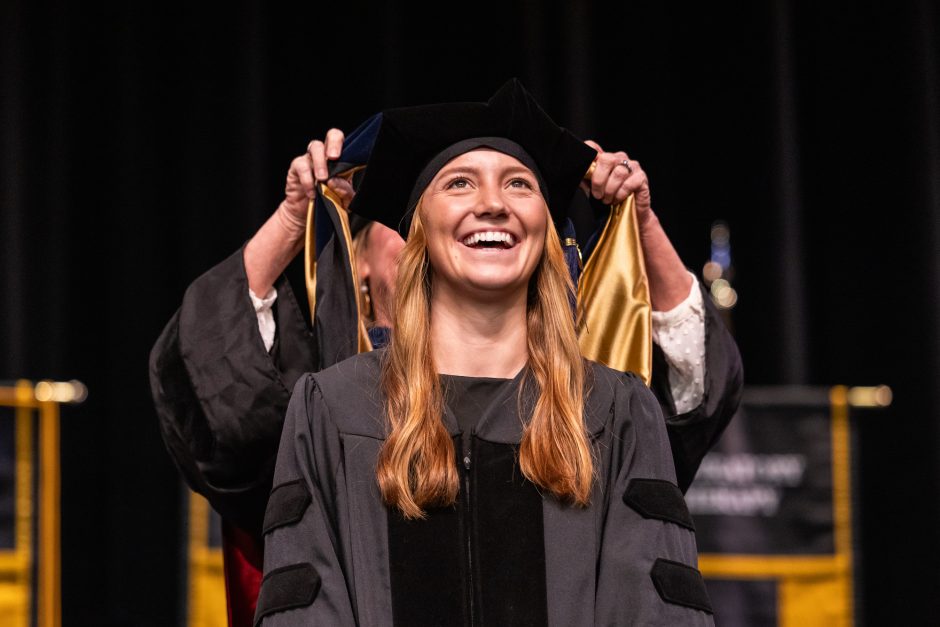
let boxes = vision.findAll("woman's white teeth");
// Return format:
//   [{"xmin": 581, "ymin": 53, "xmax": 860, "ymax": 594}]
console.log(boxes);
[{"xmin": 462, "ymin": 231, "xmax": 515, "ymax": 246}]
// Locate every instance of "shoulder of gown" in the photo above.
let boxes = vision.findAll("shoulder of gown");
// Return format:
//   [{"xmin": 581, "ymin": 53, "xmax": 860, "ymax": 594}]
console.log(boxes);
[{"xmin": 303, "ymin": 349, "xmax": 387, "ymax": 440}]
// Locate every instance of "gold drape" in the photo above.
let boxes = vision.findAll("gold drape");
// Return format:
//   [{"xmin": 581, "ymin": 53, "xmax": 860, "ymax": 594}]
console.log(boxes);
[
  {"xmin": 576, "ymin": 193, "xmax": 652, "ymax": 384},
  {"xmin": 303, "ymin": 197, "xmax": 317, "ymax": 328},
  {"xmin": 305, "ymin": 183, "xmax": 373, "ymax": 355}
]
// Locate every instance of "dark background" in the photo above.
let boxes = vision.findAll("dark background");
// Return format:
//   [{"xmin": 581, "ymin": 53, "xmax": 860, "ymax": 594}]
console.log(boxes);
[{"xmin": 2, "ymin": 1, "xmax": 938, "ymax": 624}]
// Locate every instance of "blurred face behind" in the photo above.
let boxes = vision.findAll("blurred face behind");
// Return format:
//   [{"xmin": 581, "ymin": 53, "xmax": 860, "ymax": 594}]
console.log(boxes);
[
  {"xmin": 420, "ymin": 149, "xmax": 548, "ymax": 302},
  {"xmin": 359, "ymin": 222, "xmax": 405, "ymax": 325}
]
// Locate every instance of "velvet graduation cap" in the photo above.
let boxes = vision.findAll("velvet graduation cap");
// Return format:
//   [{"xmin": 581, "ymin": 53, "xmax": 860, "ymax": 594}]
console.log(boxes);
[{"xmin": 348, "ymin": 78, "xmax": 597, "ymax": 237}]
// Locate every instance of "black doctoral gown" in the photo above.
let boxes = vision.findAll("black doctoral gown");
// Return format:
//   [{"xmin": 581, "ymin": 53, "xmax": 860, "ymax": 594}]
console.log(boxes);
[
  {"xmin": 149, "ymin": 245, "xmax": 743, "ymax": 534},
  {"xmin": 255, "ymin": 350, "xmax": 714, "ymax": 626}
]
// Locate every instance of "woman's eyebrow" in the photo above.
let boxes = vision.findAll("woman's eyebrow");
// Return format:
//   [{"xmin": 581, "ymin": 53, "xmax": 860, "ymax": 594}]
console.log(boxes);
[
  {"xmin": 436, "ymin": 165, "xmax": 481, "ymax": 179},
  {"xmin": 502, "ymin": 166, "xmax": 536, "ymax": 177},
  {"xmin": 436, "ymin": 165, "xmax": 536, "ymax": 179}
]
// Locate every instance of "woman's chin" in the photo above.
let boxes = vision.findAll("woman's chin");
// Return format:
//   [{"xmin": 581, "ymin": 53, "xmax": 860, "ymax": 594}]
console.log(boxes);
[{"xmin": 452, "ymin": 272, "xmax": 530, "ymax": 297}]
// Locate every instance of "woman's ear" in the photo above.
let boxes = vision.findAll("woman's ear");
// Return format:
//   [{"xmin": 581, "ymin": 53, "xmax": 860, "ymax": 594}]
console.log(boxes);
[{"xmin": 358, "ymin": 255, "xmax": 371, "ymax": 284}]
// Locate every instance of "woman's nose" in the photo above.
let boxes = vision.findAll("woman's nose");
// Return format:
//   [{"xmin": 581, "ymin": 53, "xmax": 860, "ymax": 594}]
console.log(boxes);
[{"xmin": 474, "ymin": 184, "xmax": 509, "ymax": 218}]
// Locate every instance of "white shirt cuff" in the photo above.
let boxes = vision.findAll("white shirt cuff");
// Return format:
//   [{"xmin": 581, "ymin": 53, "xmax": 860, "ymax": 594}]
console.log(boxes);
[
  {"xmin": 650, "ymin": 272, "xmax": 706, "ymax": 414},
  {"xmin": 249, "ymin": 287, "xmax": 278, "ymax": 353}
]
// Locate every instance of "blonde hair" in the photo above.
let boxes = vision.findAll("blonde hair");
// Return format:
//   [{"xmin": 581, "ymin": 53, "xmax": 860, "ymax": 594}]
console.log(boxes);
[{"xmin": 377, "ymin": 204, "xmax": 591, "ymax": 519}]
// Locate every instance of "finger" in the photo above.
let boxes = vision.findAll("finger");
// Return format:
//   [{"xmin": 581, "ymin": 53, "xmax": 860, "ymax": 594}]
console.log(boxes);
[
  {"xmin": 615, "ymin": 169, "xmax": 649, "ymax": 205},
  {"xmin": 583, "ymin": 140, "xmax": 602, "ymax": 184},
  {"xmin": 591, "ymin": 151, "xmax": 627, "ymax": 199},
  {"xmin": 327, "ymin": 178, "xmax": 355, "ymax": 206},
  {"xmin": 307, "ymin": 140, "xmax": 329, "ymax": 180},
  {"xmin": 590, "ymin": 154, "xmax": 614, "ymax": 198},
  {"xmin": 619, "ymin": 160, "xmax": 644, "ymax": 190},
  {"xmin": 325, "ymin": 128, "xmax": 345, "ymax": 160},
  {"xmin": 602, "ymin": 161, "xmax": 631, "ymax": 204},
  {"xmin": 292, "ymin": 155, "xmax": 316, "ymax": 198}
]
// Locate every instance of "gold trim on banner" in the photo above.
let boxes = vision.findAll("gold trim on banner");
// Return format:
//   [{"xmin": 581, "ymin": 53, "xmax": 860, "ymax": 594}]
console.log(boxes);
[
  {"xmin": 697, "ymin": 554, "xmax": 850, "ymax": 578},
  {"xmin": 698, "ymin": 386, "xmax": 856, "ymax": 627},
  {"xmin": 779, "ymin": 577, "xmax": 851, "ymax": 627},
  {"xmin": 186, "ymin": 493, "xmax": 225, "ymax": 627},
  {"xmin": 576, "ymin": 192, "xmax": 652, "ymax": 384},
  {"xmin": 828, "ymin": 386, "xmax": 854, "ymax": 627},
  {"xmin": 37, "ymin": 399, "xmax": 61, "ymax": 627},
  {"xmin": 15, "ymin": 392, "xmax": 33, "ymax": 572}
]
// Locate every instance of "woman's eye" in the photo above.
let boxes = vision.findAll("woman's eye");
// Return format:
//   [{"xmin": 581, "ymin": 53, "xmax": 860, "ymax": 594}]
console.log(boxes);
[
  {"xmin": 509, "ymin": 178, "xmax": 533, "ymax": 189},
  {"xmin": 446, "ymin": 177, "xmax": 470, "ymax": 189}
]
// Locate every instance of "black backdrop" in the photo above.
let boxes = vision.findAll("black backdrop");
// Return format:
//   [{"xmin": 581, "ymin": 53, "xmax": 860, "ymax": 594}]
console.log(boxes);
[{"xmin": 2, "ymin": 1, "xmax": 938, "ymax": 625}]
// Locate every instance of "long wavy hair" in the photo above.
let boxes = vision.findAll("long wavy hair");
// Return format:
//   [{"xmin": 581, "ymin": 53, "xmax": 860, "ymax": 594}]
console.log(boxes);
[{"xmin": 376, "ymin": 203, "xmax": 591, "ymax": 519}]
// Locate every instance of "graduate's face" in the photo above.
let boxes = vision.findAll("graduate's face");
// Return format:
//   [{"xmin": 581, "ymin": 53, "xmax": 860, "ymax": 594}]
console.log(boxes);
[{"xmin": 420, "ymin": 149, "xmax": 548, "ymax": 298}]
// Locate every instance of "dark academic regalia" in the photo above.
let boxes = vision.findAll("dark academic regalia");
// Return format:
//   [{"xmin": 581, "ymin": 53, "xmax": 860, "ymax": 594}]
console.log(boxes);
[
  {"xmin": 150, "ymin": 245, "xmax": 742, "ymax": 531},
  {"xmin": 255, "ymin": 350, "xmax": 714, "ymax": 626},
  {"xmin": 149, "ymin": 79, "xmax": 743, "ymax": 626},
  {"xmin": 150, "ymin": 245, "xmax": 741, "ymax": 626}
]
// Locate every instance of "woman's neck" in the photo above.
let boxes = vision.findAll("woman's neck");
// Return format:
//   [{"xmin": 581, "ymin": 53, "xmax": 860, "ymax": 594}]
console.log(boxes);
[{"xmin": 429, "ymin": 284, "xmax": 528, "ymax": 378}]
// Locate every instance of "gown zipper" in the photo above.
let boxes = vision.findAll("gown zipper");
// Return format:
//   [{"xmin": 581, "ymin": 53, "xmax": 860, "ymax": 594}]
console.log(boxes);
[{"xmin": 462, "ymin": 431, "xmax": 475, "ymax": 627}]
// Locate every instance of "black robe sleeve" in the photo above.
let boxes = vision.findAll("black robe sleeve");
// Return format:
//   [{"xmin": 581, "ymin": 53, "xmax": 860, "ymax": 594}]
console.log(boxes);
[
  {"xmin": 650, "ymin": 282, "xmax": 744, "ymax": 493},
  {"xmin": 148, "ymin": 245, "xmax": 316, "ymax": 533}
]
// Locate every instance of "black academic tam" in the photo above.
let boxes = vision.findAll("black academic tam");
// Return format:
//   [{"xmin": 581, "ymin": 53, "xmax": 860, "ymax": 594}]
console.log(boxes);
[
  {"xmin": 349, "ymin": 78, "xmax": 597, "ymax": 237},
  {"xmin": 254, "ymin": 350, "xmax": 714, "ymax": 626}
]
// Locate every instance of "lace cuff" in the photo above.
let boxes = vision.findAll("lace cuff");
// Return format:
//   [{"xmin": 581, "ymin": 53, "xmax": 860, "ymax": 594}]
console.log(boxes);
[{"xmin": 651, "ymin": 273, "xmax": 706, "ymax": 414}]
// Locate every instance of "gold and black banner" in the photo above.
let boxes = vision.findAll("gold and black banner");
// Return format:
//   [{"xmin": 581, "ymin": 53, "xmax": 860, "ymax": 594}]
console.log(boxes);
[
  {"xmin": 688, "ymin": 385, "xmax": 884, "ymax": 626},
  {"xmin": 0, "ymin": 384, "xmax": 33, "ymax": 627},
  {"xmin": 0, "ymin": 379, "xmax": 81, "ymax": 627}
]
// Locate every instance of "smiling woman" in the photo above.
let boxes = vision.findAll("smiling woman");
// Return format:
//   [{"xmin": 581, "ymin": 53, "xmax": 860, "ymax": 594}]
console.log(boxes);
[
  {"xmin": 254, "ymin": 80, "xmax": 718, "ymax": 626},
  {"xmin": 421, "ymin": 150, "xmax": 548, "ymax": 298},
  {"xmin": 379, "ymin": 147, "xmax": 593, "ymax": 519}
]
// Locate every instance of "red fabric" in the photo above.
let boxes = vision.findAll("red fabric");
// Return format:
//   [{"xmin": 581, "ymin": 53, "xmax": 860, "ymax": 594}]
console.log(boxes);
[{"xmin": 221, "ymin": 521, "xmax": 264, "ymax": 627}]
